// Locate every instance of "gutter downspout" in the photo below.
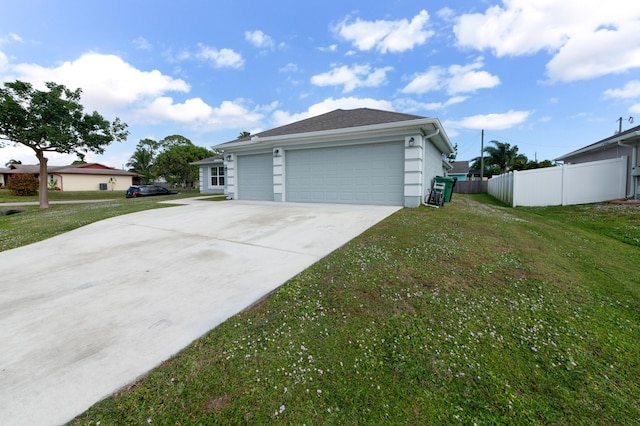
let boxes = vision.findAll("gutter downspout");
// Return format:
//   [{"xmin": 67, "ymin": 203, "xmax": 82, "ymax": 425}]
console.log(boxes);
[
  {"xmin": 422, "ymin": 128, "xmax": 440, "ymax": 141},
  {"xmin": 618, "ymin": 141, "xmax": 638, "ymax": 199}
]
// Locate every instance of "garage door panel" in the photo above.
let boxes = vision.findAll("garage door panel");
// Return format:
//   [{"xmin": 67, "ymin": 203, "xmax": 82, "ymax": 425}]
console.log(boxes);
[
  {"xmin": 286, "ymin": 142, "xmax": 404, "ymax": 206},
  {"xmin": 237, "ymin": 153, "xmax": 273, "ymax": 201}
]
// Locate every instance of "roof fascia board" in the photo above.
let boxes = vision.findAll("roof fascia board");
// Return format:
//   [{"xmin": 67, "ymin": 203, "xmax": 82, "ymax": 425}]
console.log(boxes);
[
  {"xmin": 556, "ymin": 130, "xmax": 640, "ymax": 160},
  {"xmin": 219, "ymin": 118, "xmax": 440, "ymax": 151}
]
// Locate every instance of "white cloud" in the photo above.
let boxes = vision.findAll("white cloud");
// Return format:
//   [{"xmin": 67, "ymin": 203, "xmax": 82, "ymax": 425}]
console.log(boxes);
[
  {"xmin": 447, "ymin": 62, "xmax": 500, "ymax": 94},
  {"xmin": 401, "ymin": 59, "xmax": 499, "ymax": 95},
  {"xmin": 0, "ymin": 32, "xmax": 23, "ymax": 45},
  {"xmin": 271, "ymin": 97, "xmax": 394, "ymax": 127},
  {"xmin": 546, "ymin": 22, "xmax": 640, "ymax": 82},
  {"xmin": 317, "ymin": 44, "xmax": 338, "ymax": 53},
  {"xmin": 142, "ymin": 97, "xmax": 213, "ymax": 123},
  {"xmin": 196, "ymin": 44, "xmax": 244, "ymax": 69},
  {"xmin": 0, "ymin": 144, "xmax": 77, "ymax": 167},
  {"xmin": 279, "ymin": 63, "xmax": 298, "ymax": 73},
  {"xmin": 311, "ymin": 64, "xmax": 393, "ymax": 93},
  {"xmin": 335, "ymin": 10, "xmax": 434, "ymax": 53},
  {"xmin": 395, "ymin": 96, "xmax": 468, "ymax": 112},
  {"xmin": 604, "ymin": 80, "xmax": 640, "ymax": 99},
  {"xmin": 454, "ymin": 0, "xmax": 640, "ymax": 82},
  {"xmin": 205, "ymin": 100, "xmax": 267, "ymax": 132},
  {"xmin": 630, "ymin": 103, "xmax": 640, "ymax": 114},
  {"xmin": 10, "ymin": 53, "xmax": 190, "ymax": 114},
  {"xmin": 0, "ymin": 51, "xmax": 8, "ymax": 71},
  {"xmin": 245, "ymin": 30, "xmax": 275, "ymax": 50},
  {"xmin": 448, "ymin": 110, "xmax": 531, "ymax": 130},
  {"xmin": 401, "ymin": 67, "xmax": 446, "ymax": 94},
  {"xmin": 0, "ymin": 50, "xmax": 282, "ymax": 136},
  {"xmin": 132, "ymin": 37, "xmax": 152, "ymax": 50}
]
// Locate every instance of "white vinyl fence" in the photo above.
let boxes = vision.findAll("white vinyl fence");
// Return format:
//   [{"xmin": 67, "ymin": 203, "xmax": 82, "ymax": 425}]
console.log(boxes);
[{"xmin": 488, "ymin": 157, "xmax": 627, "ymax": 207}]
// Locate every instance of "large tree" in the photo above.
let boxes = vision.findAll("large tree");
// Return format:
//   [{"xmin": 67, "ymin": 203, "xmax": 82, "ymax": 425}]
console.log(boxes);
[
  {"xmin": 160, "ymin": 134, "xmax": 193, "ymax": 149},
  {"xmin": 154, "ymin": 139, "xmax": 213, "ymax": 187},
  {"xmin": 127, "ymin": 138, "xmax": 161, "ymax": 183},
  {"xmin": 0, "ymin": 80, "xmax": 128, "ymax": 208}
]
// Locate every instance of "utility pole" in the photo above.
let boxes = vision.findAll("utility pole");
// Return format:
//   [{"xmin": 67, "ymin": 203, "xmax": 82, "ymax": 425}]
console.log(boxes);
[{"xmin": 480, "ymin": 129, "xmax": 484, "ymax": 181}]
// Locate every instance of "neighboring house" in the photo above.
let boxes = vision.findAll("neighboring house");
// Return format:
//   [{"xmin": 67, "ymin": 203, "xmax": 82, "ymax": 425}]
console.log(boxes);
[
  {"xmin": 191, "ymin": 154, "xmax": 225, "ymax": 195},
  {"xmin": 1, "ymin": 163, "xmax": 140, "ymax": 191},
  {"xmin": 448, "ymin": 161, "xmax": 469, "ymax": 182},
  {"xmin": 0, "ymin": 168, "xmax": 8, "ymax": 187},
  {"xmin": 214, "ymin": 108, "xmax": 454, "ymax": 207},
  {"xmin": 556, "ymin": 125, "xmax": 640, "ymax": 199}
]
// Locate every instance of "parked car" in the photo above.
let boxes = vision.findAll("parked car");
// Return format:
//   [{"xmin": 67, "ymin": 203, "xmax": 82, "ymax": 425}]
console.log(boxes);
[{"xmin": 125, "ymin": 185, "xmax": 179, "ymax": 198}]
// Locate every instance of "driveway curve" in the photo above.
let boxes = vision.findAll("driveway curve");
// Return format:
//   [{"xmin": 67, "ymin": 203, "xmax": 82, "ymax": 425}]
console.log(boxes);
[{"xmin": 0, "ymin": 200, "xmax": 400, "ymax": 425}]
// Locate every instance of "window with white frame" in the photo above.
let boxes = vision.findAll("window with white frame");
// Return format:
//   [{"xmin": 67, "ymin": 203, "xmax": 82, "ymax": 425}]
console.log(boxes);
[{"xmin": 211, "ymin": 166, "xmax": 225, "ymax": 186}]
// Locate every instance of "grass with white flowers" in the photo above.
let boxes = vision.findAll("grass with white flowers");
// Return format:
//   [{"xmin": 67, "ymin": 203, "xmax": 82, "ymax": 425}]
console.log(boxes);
[{"xmin": 42, "ymin": 194, "xmax": 640, "ymax": 424}]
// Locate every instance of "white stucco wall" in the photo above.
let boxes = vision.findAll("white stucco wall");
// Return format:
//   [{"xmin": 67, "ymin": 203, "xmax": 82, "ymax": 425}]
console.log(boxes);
[{"xmin": 423, "ymin": 138, "xmax": 444, "ymax": 192}]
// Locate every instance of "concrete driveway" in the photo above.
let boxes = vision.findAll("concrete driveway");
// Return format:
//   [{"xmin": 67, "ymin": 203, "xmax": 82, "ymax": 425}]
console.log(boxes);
[{"xmin": 0, "ymin": 199, "xmax": 400, "ymax": 425}]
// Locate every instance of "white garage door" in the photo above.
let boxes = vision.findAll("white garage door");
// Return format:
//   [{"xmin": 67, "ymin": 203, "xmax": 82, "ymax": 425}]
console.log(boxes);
[
  {"xmin": 237, "ymin": 153, "xmax": 273, "ymax": 201},
  {"xmin": 286, "ymin": 142, "xmax": 404, "ymax": 205}
]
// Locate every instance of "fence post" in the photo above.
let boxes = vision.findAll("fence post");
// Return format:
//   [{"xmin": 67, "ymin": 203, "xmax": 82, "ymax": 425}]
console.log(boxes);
[
  {"xmin": 512, "ymin": 170, "xmax": 517, "ymax": 207},
  {"xmin": 561, "ymin": 164, "xmax": 567, "ymax": 206}
]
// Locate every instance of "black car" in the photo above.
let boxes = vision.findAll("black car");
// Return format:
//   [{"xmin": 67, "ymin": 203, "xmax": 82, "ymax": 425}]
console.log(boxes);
[{"xmin": 125, "ymin": 185, "xmax": 179, "ymax": 198}]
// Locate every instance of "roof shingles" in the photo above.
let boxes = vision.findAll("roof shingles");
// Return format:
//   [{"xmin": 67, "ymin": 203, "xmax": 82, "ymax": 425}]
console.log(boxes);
[{"xmin": 222, "ymin": 108, "xmax": 427, "ymax": 145}]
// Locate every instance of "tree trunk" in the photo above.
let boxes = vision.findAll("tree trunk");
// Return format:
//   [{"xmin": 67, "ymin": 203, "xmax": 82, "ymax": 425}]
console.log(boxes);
[{"xmin": 37, "ymin": 152, "xmax": 50, "ymax": 209}]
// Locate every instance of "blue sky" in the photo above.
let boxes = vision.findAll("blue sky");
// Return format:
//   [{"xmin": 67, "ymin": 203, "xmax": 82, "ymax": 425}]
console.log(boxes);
[{"xmin": 2, "ymin": 0, "xmax": 640, "ymax": 168}]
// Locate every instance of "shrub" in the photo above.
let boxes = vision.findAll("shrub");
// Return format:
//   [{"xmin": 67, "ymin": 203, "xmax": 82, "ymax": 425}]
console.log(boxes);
[{"xmin": 8, "ymin": 173, "xmax": 39, "ymax": 196}]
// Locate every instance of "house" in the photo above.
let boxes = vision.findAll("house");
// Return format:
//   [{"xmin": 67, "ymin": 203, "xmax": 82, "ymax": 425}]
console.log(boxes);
[
  {"xmin": 556, "ymin": 125, "xmax": 640, "ymax": 199},
  {"xmin": 448, "ymin": 161, "xmax": 469, "ymax": 182},
  {"xmin": 210, "ymin": 108, "xmax": 454, "ymax": 207},
  {"xmin": 191, "ymin": 154, "xmax": 225, "ymax": 195},
  {"xmin": 0, "ymin": 163, "xmax": 140, "ymax": 191}
]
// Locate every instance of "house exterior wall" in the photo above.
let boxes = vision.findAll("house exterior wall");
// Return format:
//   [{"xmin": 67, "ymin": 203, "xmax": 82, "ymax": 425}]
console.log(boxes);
[
  {"xmin": 55, "ymin": 173, "xmax": 134, "ymax": 191},
  {"xmin": 422, "ymin": 137, "xmax": 445, "ymax": 194},
  {"xmin": 404, "ymin": 135, "xmax": 423, "ymax": 207},
  {"xmin": 273, "ymin": 147, "xmax": 285, "ymax": 202},
  {"xmin": 563, "ymin": 145, "xmax": 632, "ymax": 164},
  {"xmin": 448, "ymin": 173, "xmax": 467, "ymax": 182},
  {"xmin": 197, "ymin": 164, "xmax": 225, "ymax": 194},
  {"xmin": 225, "ymin": 154, "xmax": 237, "ymax": 199},
  {"xmin": 222, "ymin": 126, "xmax": 451, "ymax": 207}
]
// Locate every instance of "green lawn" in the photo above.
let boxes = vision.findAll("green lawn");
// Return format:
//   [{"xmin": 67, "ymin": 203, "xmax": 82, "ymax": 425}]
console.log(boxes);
[
  {"xmin": 0, "ymin": 189, "xmax": 206, "ymax": 252},
  {"xmin": 0, "ymin": 188, "xmax": 202, "ymax": 203},
  {"xmin": 65, "ymin": 194, "xmax": 640, "ymax": 425},
  {"xmin": 3, "ymin": 192, "xmax": 639, "ymax": 424}
]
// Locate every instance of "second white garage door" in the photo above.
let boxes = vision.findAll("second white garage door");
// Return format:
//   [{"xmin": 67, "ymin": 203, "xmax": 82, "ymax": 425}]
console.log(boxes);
[
  {"xmin": 237, "ymin": 153, "xmax": 273, "ymax": 201},
  {"xmin": 285, "ymin": 142, "xmax": 404, "ymax": 205}
]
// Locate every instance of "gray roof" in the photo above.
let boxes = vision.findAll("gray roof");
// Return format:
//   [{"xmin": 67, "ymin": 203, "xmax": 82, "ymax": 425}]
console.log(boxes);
[
  {"xmin": 449, "ymin": 161, "xmax": 469, "ymax": 174},
  {"xmin": 191, "ymin": 154, "xmax": 224, "ymax": 165},
  {"xmin": 220, "ymin": 108, "xmax": 426, "ymax": 145},
  {"xmin": 556, "ymin": 124, "xmax": 640, "ymax": 161}
]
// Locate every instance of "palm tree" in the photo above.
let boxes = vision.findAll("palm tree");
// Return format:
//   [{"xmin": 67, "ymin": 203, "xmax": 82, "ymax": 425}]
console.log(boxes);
[
  {"xmin": 126, "ymin": 139, "xmax": 159, "ymax": 183},
  {"xmin": 238, "ymin": 131, "xmax": 251, "ymax": 139},
  {"xmin": 473, "ymin": 140, "xmax": 528, "ymax": 174}
]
